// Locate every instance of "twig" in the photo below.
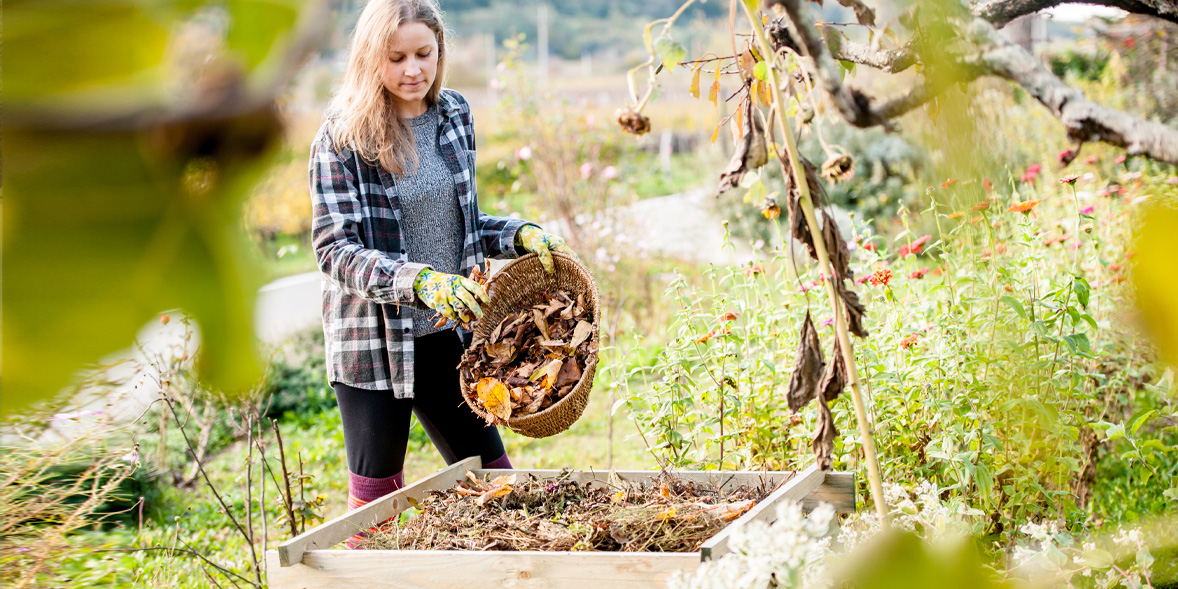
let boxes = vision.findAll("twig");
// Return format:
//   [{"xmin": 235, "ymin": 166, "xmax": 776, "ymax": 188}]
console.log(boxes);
[
  {"xmin": 96, "ymin": 547, "xmax": 259, "ymax": 588},
  {"xmin": 271, "ymin": 419, "xmax": 300, "ymax": 537}
]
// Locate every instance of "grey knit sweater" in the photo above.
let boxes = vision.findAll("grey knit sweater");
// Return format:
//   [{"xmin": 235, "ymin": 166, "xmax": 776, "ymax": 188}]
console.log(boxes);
[{"xmin": 398, "ymin": 106, "xmax": 465, "ymax": 337}]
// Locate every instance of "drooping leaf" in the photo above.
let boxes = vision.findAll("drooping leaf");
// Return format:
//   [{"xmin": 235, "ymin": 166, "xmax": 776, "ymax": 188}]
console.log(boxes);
[
  {"xmin": 689, "ymin": 64, "xmax": 703, "ymax": 99},
  {"xmin": 786, "ymin": 312, "xmax": 825, "ymax": 412},
  {"xmin": 820, "ymin": 337, "xmax": 848, "ymax": 402},
  {"xmin": 812, "ymin": 396, "xmax": 838, "ymax": 470},
  {"xmin": 716, "ymin": 90, "xmax": 768, "ymax": 195}
]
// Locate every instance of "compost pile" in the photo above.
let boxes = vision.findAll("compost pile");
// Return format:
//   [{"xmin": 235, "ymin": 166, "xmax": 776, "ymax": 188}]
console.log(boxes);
[
  {"xmin": 458, "ymin": 290, "xmax": 596, "ymax": 425},
  {"xmin": 359, "ymin": 471, "xmax": 771, "ymax": 552}
]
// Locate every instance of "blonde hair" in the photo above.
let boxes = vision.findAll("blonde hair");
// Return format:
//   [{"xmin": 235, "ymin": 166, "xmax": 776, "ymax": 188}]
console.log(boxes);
[{"xmin": 327, "ymin": 0, "xmax": 447, "ymax": 175}]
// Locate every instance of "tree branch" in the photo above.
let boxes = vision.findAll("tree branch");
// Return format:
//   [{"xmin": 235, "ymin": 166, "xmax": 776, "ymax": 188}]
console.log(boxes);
[
  {"xmin": 774, "ymin": 0, "xmax": 1178, "ymax": 165},
  {"xmin": 779, "ymin": 0, "xmax": 890, "ymax": 128},
  {"xmin": 964, "ymin": 17, "xmax": 1178, "ymax": 164},
  {"xmin": 831, "ymin": 40, "xmax": 918, "ymax": 73},
  {"xmin": 972, "ymin": 0, "xmax": 1178, "ymax": 27}
]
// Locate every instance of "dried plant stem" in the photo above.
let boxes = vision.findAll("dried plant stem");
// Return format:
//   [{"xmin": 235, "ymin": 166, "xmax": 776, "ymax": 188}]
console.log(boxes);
[{"xmin": 739, "ymin": 0, "xmax": 889, "ymax": 526}]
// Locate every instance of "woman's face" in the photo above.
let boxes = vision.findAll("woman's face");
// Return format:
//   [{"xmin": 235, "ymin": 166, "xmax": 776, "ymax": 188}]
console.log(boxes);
[{"xmin": 381, "ymin": 21, "xmax": 438, "ymax": 118}]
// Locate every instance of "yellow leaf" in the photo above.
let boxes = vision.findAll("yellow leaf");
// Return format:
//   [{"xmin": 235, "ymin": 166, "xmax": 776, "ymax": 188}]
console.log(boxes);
[
  {"xmin": 657, "ymin": 507, "xmax": 677, "ymax": 521},
  {"xmin": 711, "ymin": 123, "xmax": 721, "ymax": 144},
  {"xmin": 1133, "ymin": 205, "xmax": 1178, "ymax": 368},
  {"xmin": 612, "ymin": 490, "xmax": 625, "ymax": 503},
  {"xmin": 708, "ymin": 80, "xmax": 720, "ymax": 109},
  {"xmin": 689, "ymin": 64, "xmax": 702, "ymax": 99},
  {"xmin": 476, "ymin": 377, "xmax": 512, "ymax": 421}
]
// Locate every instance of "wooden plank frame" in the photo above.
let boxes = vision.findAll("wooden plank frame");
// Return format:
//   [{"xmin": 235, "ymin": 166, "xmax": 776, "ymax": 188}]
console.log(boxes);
[{"xmin": 268, "ymin": 461, "xmax": 854, "ymax": 589}]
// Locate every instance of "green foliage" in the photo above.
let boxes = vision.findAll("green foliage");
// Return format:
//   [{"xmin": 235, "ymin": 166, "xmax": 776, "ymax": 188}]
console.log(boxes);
[{"xmin": 622, "ymin": 165, "xmax": 1178, "ymax": 542}]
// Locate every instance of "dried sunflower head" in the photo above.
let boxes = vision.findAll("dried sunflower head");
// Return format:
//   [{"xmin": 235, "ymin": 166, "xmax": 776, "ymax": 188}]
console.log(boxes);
[
  {"xmin": 760, "ymin": 197, "xmax": 781, "ymax": 220},
  {"xmin": 821, "ymin": 154, "xmax": 854, "ymax": 183},
  {"xmin": 615, "ymin": 108, "xmax": 651, "ymax": 136}
]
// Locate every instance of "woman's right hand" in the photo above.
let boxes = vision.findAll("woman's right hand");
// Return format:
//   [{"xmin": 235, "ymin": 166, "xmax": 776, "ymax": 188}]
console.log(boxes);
[{"xmin": 412, "ymin": 269, "xmax": 489, "ymax": 323}]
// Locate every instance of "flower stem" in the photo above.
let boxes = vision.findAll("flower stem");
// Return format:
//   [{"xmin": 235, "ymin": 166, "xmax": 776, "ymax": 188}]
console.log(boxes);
[{"xmin": 740, "ymin": 0, "xmax": 889, "ymax": 525}]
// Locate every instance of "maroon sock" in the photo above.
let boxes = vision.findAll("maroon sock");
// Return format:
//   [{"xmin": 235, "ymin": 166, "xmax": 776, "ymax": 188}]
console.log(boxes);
[
  {"xmin": 345, "ymin": 470, "xmax": 403, "ymax": 549},
  {"xmin": 482, "ymin": 453, "xmax": 513, "ymax": 469}
]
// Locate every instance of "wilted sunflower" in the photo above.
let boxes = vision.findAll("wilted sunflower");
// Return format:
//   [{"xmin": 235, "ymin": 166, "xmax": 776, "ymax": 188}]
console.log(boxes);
[
  {"xmin": 615, "ymin": 108, "xmax": 651, "ymax": 136},
  {"xmin": 820, "ymin": 153, "xmax": 854, "ymax": 183},
  {"xmin": 760, "ymin": 197, "xmax": 781, "ymax": 220}
]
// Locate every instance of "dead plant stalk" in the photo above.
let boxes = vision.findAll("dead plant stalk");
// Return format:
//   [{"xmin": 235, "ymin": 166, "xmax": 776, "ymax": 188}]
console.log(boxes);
[{"xmin": 739, "ymin": 0, "xmax": 889, "ymax": 526}]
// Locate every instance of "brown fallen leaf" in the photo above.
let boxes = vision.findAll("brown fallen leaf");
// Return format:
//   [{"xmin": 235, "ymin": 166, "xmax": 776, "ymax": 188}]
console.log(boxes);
[{"xmin": 555, "ymin": 358, "xmax": 582, "ymax": 388}]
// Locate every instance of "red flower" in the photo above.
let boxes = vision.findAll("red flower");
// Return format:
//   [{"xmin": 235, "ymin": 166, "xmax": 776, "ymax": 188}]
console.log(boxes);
[
  {"xmin": 719, "ymin": 312, "xmax": 739, "ymax": 322},
  {"xmin": 1109, "ymin": 263, "xmax": 1123, "ymax": 272},
  {"xmin": 941, "ymin": 178, "xmax": 958, "ymax": 189},
  {"xmin": 908, "ymin": 267, "xmax": 930, "ymax": 280},
  {"xmin": 898, "ymin": 235, "xmax": 932, "ymax": 257},
  {"xmin": 1004, "ymin": 285, "xmax": 1013, "ymax": 292},
  {"xmin": 1059, "ymin": 174, "xmax": 1081, "ymax": 185},
  {"xmin": 1115, "ymin": 155, "xmax": 1127, "ymax": 164},
  {"xmin": 743, "ymin": 263, "xmax": 765, "ymax": 278},
  {"xmin": 1086, "ymin": 155, "xmax": 1098, "ymax": 165},
  {"xmin": 983, "ymin": 178, "xmax": 994, "ymax": 191},
  {"xmin": 696, "ymin": 325, "xmax": 732, "ymax": 344},
  {"xmin": 900, "ymin": 334, "xmax": 920, "ymax": 350},
  {"xmin": 1045, "ymin": 235, "xmax": 1068, "ymax": 246},
  {"xmin": 972, "ymin": 200, "xmax": 992, "ymax": 212},
  {"xmin": 1126, "ymin": 37, "xmax": 1136, "ymax": 49},
  {"xmin": 868, "ymin": 268, "xmax": 893, "ymax": 286},
  {"xmin": 862, "ymin": 242, "xmax": 877, "ymax": 251},
  {"xmin": 1058, "ymin": 148, "xmax": 1076, "ymax": 163},
  {"xmin": 1020, "ymin": 163, "xmax": 1042, "ymax": 183}
]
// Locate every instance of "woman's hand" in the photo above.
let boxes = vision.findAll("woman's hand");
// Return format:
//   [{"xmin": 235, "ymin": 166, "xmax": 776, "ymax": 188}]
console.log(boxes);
[
  {"xmin": 515, "ymin": 225, "xmax": 578, "ymax": 274},
  {"xmin": 413, "ymin": 269, "xmax": 489, "ymax": 323}
]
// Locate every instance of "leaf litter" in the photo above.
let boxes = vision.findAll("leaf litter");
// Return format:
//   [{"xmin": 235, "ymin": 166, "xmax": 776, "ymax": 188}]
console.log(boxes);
[
  {"xmin": 459, "ymin": 289, "xmax": 597, "ymax": 424},
  {"xmin": 357, "ymin": 471, "xmax": 773, "ymax": 552}
]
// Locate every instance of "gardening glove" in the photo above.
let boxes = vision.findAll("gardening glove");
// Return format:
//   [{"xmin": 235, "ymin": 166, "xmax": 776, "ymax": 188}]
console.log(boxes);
[
  {"xmin": 412, "ymin": 269, "xmax": 489, "ymax": 324},
  {"xmin": 515, "ymin": 225, "xmax": 578, "ymax": 274}
]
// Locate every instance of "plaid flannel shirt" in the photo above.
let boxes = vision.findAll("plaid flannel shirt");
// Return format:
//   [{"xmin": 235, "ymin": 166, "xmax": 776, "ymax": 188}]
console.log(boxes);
[{"xmin": 310, "ymin": 89, "xmax": 532, "ymax": 397}]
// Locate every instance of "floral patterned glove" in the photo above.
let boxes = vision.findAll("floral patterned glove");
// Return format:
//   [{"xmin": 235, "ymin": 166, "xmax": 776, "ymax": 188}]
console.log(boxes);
[
  {"xmin": 515, "ymin": 225, "xmax": 578, "ymax": 274},
  {"xmin": 412, "ymin": 269, "xmax": 489, "ymax": 323}
]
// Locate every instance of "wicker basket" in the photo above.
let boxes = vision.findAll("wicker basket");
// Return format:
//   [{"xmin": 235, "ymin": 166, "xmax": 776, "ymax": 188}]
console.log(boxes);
[{"xmin": 459, "ymin": 252, "xmax": 600, "ymax": 439}]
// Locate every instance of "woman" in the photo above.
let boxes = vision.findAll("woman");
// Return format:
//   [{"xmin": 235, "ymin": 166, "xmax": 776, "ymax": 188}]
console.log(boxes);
[{"xmin": 309, "ymin": 0, "xmax": 573, "ymax": 546}]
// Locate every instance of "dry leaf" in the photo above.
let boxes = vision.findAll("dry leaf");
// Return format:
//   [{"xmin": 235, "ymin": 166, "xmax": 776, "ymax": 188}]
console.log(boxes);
[
  {"xmin": 812, "ymin": 396, "xmax": 838, "ymax": 471},
  {"xmin": 533, "ymin": 308, "xmax": 550, "ymax": 340},
  {"xmin": 542, "ymin": 359, "xmax": 564, "ymax": 389},
  {"xmin": 787, "ymin": 312, "xmax": 825, "ymax": 412},
  {"xmin": 820, "ymin": 338, "xmax": 848, "ymax": 402},
  {"xmin": 555, "ymin": 358, "xmax": 582, "ymax": 388},
  {"xmin": 570, "ymin": 321, "xmax": 593, "ymax": 348}
]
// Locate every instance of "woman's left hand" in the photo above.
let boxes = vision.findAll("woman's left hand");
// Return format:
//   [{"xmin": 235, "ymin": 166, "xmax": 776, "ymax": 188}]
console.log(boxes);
[{"xmin": 515, "ymin": 225, "xmax": 578, "ymax": 274}]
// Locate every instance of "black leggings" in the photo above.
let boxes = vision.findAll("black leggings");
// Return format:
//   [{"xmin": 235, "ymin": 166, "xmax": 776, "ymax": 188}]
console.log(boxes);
[{"xmin": 333, "ymin": 330, "xmax": 506, "ymax": 479}]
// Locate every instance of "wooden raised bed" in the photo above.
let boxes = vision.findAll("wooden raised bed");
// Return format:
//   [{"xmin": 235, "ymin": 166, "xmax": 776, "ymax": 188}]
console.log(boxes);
[{"xmin": 266, "ymin": 457, "xmax": 855, "ymax": 588}]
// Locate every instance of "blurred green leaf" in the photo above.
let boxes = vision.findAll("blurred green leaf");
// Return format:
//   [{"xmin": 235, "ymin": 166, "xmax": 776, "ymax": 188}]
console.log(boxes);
[
  {"xmin": 1073, "ymin": 275, "xmax": 1091, "ymax": 309},
  {"xmin": 653, "ymin": 36, "xmax": 687, "ymax": 70},
  {"xmin": 831, "ymin": 529, "xmax": 1009, "ymax": 589},
  {"xmin": 1132, "ymin": 205, "xmax": 1178, "ymax": 368},
  {"xmin": 0, "ymin": 0, "xmax": 318, "ymax": 415},
  {"xmin": 226, "ymin": 0, "xmax": 302, "ymax": 70},
  {"xmin": 4, "ymin": 116, "xmax": 279, "ymax": 415},
  {"xmin": 5, "ymin": 0, "xmax": 172, "ymax": 105}
]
